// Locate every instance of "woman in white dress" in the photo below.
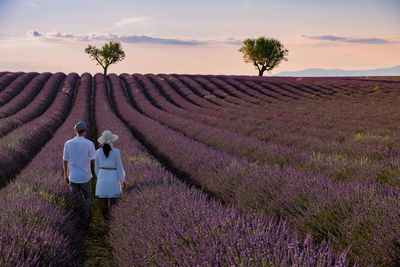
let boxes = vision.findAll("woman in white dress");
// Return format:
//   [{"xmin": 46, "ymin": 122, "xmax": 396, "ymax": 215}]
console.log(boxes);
[{"xmin": 95, "ymin": 130, "xmax": 126, "ymax": 218}]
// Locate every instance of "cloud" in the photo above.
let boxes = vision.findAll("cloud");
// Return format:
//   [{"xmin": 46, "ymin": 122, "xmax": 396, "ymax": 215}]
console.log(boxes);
[
  {"xmin": 26, "ymin": 30, "xmax": 242, "ymax": 46},
  {"xmin": 302, "ymin": 34, "xmax": 395, "ymax": 44},
  {"xmin": 28, "ymin": 30, "xmax": 42, "ymax": 37},
  {"xmin": 114, "ymin": 17, "xmax": 153, "ymax": 27},
  {"xmin": 25, "ymin": 1, "xmax": 39, "ymax": 7},
  {"xmin": 221, "ymin": 37, "xmax": 243, "ymax": 45},
  {"xmin": 27, "ymin": 30, "xmax": 76, "ymax": 40}
]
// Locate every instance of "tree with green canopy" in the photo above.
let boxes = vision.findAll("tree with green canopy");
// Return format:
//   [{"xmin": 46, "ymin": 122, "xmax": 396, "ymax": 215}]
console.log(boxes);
[
  {"xmin": 85, "ymin": 41, "xmax": 126, "ymax": 76},
  {"xmin": 239, "ymin": 37, "xmax": 288, "ymax": 76}
]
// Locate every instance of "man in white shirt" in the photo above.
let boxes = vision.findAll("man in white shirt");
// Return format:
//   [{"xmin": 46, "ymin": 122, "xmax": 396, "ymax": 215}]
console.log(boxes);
[{"xmin": 63, "ymin": 121, "xmax": 96, "ymax": 223}]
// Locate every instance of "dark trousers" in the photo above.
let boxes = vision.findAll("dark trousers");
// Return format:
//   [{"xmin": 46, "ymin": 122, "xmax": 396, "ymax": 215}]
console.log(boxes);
[{"xmin": 69, "ymin": 180, "xmax": 92, "ymax": 220}]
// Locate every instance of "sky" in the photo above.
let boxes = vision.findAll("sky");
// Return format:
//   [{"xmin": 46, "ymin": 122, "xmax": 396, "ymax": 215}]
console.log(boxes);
[{"xmin": 0, "ymin": 0, "xmax": 399, "ymax": 75}]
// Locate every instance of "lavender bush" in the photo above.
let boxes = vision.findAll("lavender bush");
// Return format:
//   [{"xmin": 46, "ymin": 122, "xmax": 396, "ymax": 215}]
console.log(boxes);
[
  {"xmin": 125, "ymin": 74, "xmax": 398, "ymax": 185},
  {"xmin": 0, "ymin": 72, "xmax": 23, "ymax": 93},
  {"xmin": 0, "ymin": 72, "xmax": 38, "ymax": 106},
  {"xmin": 155, "ymin": 74, "xmax": 400, "ymax": 185},
  {"xmin": 0, "ymin": 72, "xmax": 51, "ymax": 118},
  {"xmin": 92, "ymin": 73, "xmax": 348, "ymax": 266},
  {"xmin": 0, "ymin": 72, "xmax": 66, "ymax": 137},
  {"xmin": 0, "ymin": 72, "xmax": 92, "ymax": 266},
  {"xmin": 0, "ymin": 71, "xmax": 398, "ymax": 266},
  {"xmin": 114, "ymin": 74, "xmax": 400, "ymax": 265},
  {"xmin": 0, "ymin": 73, "xmax": 76, "ymax": 187}
]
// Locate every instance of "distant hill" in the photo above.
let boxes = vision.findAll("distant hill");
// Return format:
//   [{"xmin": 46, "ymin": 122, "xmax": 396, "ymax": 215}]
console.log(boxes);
[{"xmin": 276, "ymin": 65, "xmax": 400, "ymax": 77}]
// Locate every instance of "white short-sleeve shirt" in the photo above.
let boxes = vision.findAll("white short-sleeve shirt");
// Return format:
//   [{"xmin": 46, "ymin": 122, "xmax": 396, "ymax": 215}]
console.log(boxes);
[{"xmin": 63, "ymin": 136, "xmax": 96, "ymax": 183}]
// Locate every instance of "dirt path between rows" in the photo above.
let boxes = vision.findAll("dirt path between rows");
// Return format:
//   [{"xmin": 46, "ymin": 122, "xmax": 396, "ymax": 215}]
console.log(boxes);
[
  {"xmin": 82, "ymin": 176, "xmax": 113, "ymax": 267},
  {"xmin": 82, "ymin": 77, "xmax": 113, "ymax": 267}
]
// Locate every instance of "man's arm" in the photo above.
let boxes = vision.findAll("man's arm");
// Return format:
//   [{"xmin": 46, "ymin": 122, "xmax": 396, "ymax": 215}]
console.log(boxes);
[
  {"xmin": 63, "ymin": 142, "xmax": 70, "ymax": 184},
  {"xmin": 63, "ymin": 160, "xmax": 69, "ymax": 184},
  {"xmin": 89, "ymin": 142, "xmax": 96, "ymax": 175}
]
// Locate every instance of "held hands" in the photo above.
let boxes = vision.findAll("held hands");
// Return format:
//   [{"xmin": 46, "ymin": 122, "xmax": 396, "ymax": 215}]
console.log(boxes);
[
  {"xmin": 120, "ymin": 182, "xmax": 126, "ymax": 190},
  {"xmin": 64, "ymin": 175, "xmax": 69, "ymax": 185}
]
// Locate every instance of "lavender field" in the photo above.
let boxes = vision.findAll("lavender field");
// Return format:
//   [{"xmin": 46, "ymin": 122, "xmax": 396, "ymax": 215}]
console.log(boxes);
[{"xmin": 0, "ymin": 71, "xmax": 399, "ymax": 266}]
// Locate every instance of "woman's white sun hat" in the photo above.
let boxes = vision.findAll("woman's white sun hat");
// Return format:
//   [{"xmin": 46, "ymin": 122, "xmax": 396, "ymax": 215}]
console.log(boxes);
[{"xmin": 98, "ymin": 130, "xmax": 119, "ymax": 145}]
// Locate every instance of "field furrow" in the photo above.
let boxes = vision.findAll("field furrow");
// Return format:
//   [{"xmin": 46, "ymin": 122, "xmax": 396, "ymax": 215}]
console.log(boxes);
[
  {"xmin": 222, "ymin": 76, "xmax": 282, "ymax": 102},
  {"xmin": 0, "ymin": 73, "xmax": 77, "ymax": 187},
  {"xmin": 128, "ymin": 74, "xmax": 311, "ymax": 167},
  {"xmin": 207, "ymin": 76, "xmax": 269, "ymax": 105},
  {"xmin": 93, "ymin": 74, "xmax": 346, "ymax": 266},
  {"xmin": 0, "ymin": 71, "xmax": 398, "ymax": 266},
  {"xmin": 137, "ymin": 74, "xmax": 399, "ymax": 185},
  {"xmin": 0, "ymin": 72, "xmax": 24, "ymax": 93},
  {"xmin": 176, "ymin": 75, "xmax": 231, "ymax": 106},
  {"xmin": 0, "ymin": 71, "xmax": 9, "ymax": 77},
  {"xmin": 0, "ymin": 73, "xmax": 65, "ymax": 137},
  {"xmin": 0, "ymin": 72, "xmax": 38, "ymax": 106},
  {"xmin": 0, "ymin": 72, "xmax": 51, "ymax": 118},
  {"xmin": 0, "ymin": 73, "xmax": 89, "ymax": 267},
  {"xmin": 114, "ymin": 74, "xmax": 400, "ymax": 265}
]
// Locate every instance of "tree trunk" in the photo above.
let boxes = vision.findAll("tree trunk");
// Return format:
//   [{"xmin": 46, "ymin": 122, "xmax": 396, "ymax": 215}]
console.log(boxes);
[
  {"xmin": 258, "ymin": 65, "xmax": 267, "ymax": 76},
  {"xmin": 103, "ymin": 67, "xmax": 108, "ymax": 76}
]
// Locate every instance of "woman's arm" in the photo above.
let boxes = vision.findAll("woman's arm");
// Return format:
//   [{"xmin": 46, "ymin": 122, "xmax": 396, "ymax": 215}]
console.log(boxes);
[
  {"xmin": 94, "ymin": 151, "xmax": 99, "ymax": 177},
  {"xmin": 115, "ymin": 149, "xmax": 126, "ymax": 182}
]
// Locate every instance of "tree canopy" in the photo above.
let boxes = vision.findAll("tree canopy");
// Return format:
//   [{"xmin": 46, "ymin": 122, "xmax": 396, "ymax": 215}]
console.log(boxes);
[
  {"xmin": 85, "ymin": 41, "xmax": 126, "ymax": 76},
  {"xmin": 239, "ymin": 37, "xmax": 288, "ymax": 76}
]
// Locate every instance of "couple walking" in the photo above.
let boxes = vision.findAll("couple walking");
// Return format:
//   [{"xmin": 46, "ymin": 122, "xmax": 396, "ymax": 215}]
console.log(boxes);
[{"xmin": 63, "ymin": 121, "xmax": 126, "ymax": 224}]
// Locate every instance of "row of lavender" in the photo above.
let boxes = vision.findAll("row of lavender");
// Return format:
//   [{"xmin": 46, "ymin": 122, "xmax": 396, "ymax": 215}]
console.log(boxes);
[
  {"xmin": 230, "ymin": 76, "xmax": 400, "ymax": 141},
  {"xmin": 126, "ymin": 74, "xmax": 312, "ymax": 170},
  {"xmin": 0, "ymin": 72, "xmax": 394, "ymax": 266},
  {"xmin": 0, "ymin": 72, "xmax": 50, "ymax": 118},
  {"xmin": 109, "ymin": 74, "xmax": 399, "ymax": 265},
  {"xmin": 231, "ymin": 75, "xmax": 398, "ymax": 145},
  {"xmin": 0, "ymin": 72, "xmax": 60, "ymax": 137},
  {"xmin": 156, "ymin": 73, "xmax": 397, "ymax": 155},
  {"xmin": 177, "ymin": 74, "xmax": 398, "ymax": 141},
  {"xmin": 177, "ymin": 74, "xmax": 399, "ymax": 152},
  {"xmin": 0, "ymin": 73, "xmax": 92, "ymax": 266},
  {"xmin": 0, "ymin": 73, "xmax": 73, "ymax": 188},
  {"xmin": 209, "ymin": 75, "xmax": 400, "ymax": 184},
  {"xmin": 0, "ymin": 72, "xmax": 24, "ymax": 93},
  {"xmin": 93, "ymin": 73, "xmax": 347, "ymax": 266},
  {"xmin": 129, "ymin": 74, "xmax": 397, "ymax": 185},
  {"xmin": 142, "ymin": 74, "xmax": 399, "ymax": 185},
  {"xmin": 140, "ymin": 73, "xmax": 397, "ymax": 130},
  {"xmin": 176, "ymin": 74, "xmax": 387, "ymax": 110},
  {"xmin": 233, "ymin": 75, "xmax": 399, "ymax": 98},
  {"xmin": 0, "ymin": 72, "xmax": 37, "ymax": 107}
]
